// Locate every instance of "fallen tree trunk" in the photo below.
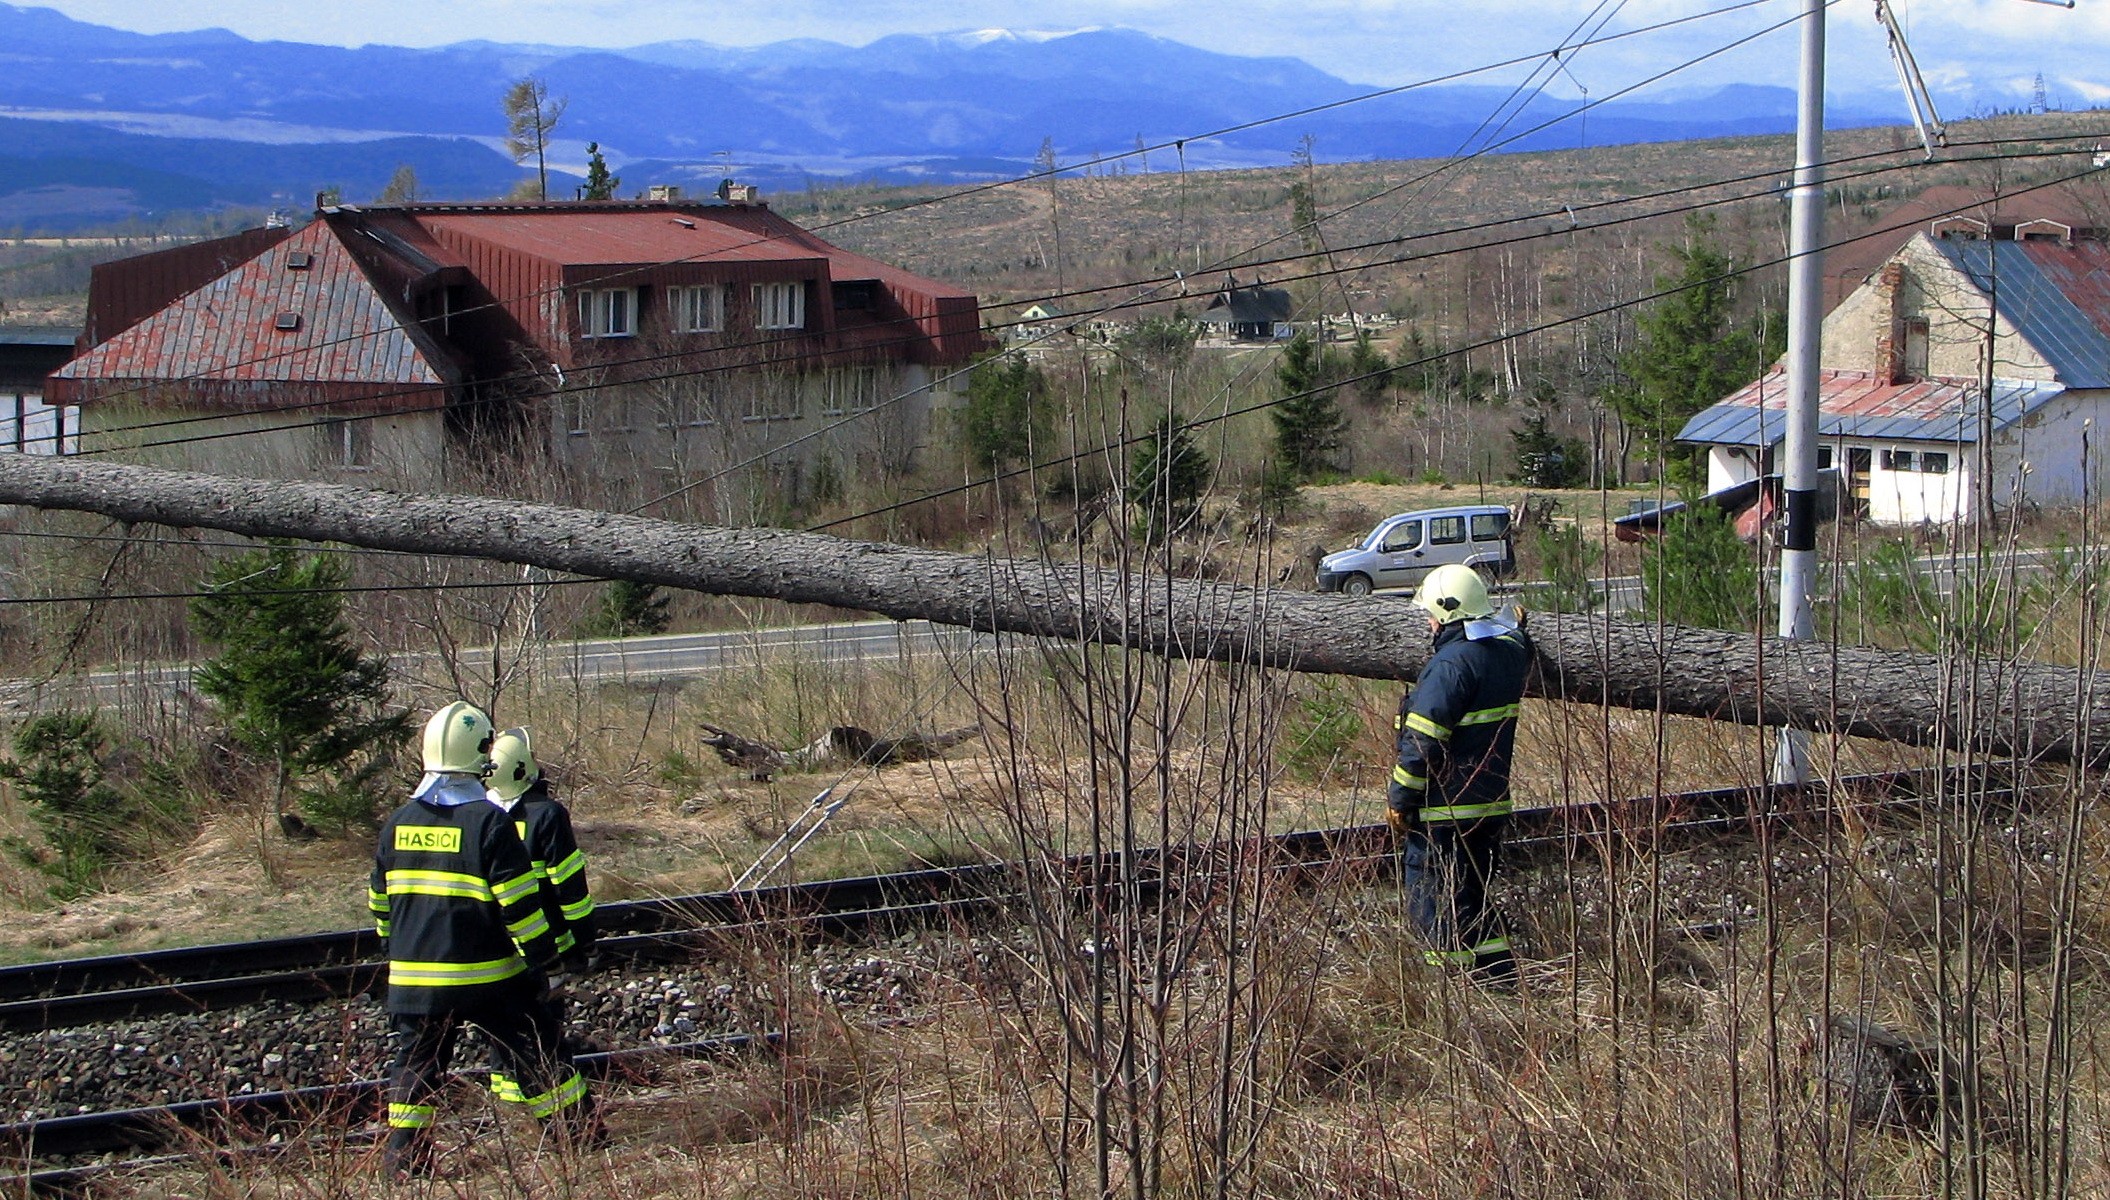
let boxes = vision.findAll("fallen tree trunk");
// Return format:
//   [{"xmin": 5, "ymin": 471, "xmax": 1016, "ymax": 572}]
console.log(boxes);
[{"xmin": 0, "ymin": 457, "xmax": 2096, "ymax": 765}]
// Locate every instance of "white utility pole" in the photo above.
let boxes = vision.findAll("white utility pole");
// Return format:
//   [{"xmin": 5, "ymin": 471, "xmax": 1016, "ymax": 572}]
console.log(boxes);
[{"xmin": 1772, "ymin": 0, "xmax": 1826, "ymax": 786}]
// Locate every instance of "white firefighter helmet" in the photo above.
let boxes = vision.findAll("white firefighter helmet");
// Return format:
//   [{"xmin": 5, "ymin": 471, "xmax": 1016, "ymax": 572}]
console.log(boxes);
[
  {"xmin": 421, "ymin": 701, "xmax": 495, "ymax": 774},
  {"xmin": 486, "ymin": 728, "xmax": 539, "ymax": 805},
  {"xmin": 1413, "ymin": 563, "xmax": 1495, "ymax": 625}
]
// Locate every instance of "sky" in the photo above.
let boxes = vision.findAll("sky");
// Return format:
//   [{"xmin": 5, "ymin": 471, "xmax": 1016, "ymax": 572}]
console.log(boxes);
[{"xmin": 26, "ymin": 0, "xmax": 2110, "ymax": 108}]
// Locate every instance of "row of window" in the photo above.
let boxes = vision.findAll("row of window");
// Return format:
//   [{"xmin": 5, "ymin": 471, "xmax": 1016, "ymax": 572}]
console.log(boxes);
[
  {"xmin": 562, "ymin": 368, "xmax": 892, "ymax": 434},
  {"xmin": 577, "ymin": 282, "xmax": 807, "ymax": 340},
  {"xmin": 1813, "ymin": 446, "xmax": 1953, "ymax": 476}
]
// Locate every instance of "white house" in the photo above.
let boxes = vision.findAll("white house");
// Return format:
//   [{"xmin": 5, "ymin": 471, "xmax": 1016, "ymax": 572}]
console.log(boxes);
[{"xmin": 1676, "ymin": 216, "xmax": 2110, "ymax": 525}]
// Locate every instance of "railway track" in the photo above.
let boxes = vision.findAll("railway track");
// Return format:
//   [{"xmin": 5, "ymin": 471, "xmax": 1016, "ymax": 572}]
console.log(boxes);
[{"xmin": 0, "ymin": 763, "xmax": 2031, "ymax": 1193}]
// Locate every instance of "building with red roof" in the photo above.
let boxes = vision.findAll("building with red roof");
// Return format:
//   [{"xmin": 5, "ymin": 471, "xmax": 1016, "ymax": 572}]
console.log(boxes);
[
  {"xmin": 1677, "ymin": 209, "xmax": 2110, "ymax": 525},
  {"xmin": 49, "ymin": 191, "xmax": 985, "ymax": 514}
]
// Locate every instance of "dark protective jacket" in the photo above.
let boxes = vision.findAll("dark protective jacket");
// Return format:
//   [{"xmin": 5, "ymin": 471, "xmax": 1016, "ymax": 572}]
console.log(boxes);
[
  {"xmin": 506, "ymin": 779, "xmax": 596, "ymax": 961},
  {"xmin": 369, "ymin": 785, "xmax": 564, "ymax": 1015},
  {"xmin": 1389, "ymin": 615, "xmax": 1533, "ymax": 823}
]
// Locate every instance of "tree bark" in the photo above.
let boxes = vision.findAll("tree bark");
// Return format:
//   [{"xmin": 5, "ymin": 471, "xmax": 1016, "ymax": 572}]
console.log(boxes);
[{"xmin": 0, "ymin": 456, "xmax": 2098, "ymax": 765}]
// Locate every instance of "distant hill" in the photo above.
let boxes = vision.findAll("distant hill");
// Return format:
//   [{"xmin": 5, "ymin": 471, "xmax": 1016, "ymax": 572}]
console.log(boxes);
[{"xmin": 0, "ymin": 2, "xmax": 1918, "ymax": 231}]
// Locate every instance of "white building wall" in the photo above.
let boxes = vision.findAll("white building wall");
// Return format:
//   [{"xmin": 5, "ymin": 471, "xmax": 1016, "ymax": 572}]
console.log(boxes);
[{"xmin": 1707, "ymin": 444, "xmax": 1764, "ymax": 494}]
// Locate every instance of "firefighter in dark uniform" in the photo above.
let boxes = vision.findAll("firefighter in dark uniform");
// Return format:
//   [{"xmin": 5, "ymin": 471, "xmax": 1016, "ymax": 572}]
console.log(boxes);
[
  {"xmin": 1387, "ymin": 564, "xmax": 1532, "ymax": 986},
  {"xmin": 483, "ymin": 728, "xmax": 597, "ymax": 1107},
  {"xmin": 368, "ymin": 701, "xmax": 594, "ymax": 1177}
]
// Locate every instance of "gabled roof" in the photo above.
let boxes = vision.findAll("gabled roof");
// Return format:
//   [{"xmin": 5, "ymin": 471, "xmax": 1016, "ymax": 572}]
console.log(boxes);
[
  {"xmin": 50, "ymin": 219, "xmax": 458, "ymax": 410},
  {"xmin": 1676, "ymin": 368, "xmax": 2065, "ymax": 447},
  {"xmin": 1930, "ymin": 235, "xmax": 2110, "ymax": 389},
  {"xmin": 1198, "ymin": 277, "xmax": 1292, "ymax": 325}
]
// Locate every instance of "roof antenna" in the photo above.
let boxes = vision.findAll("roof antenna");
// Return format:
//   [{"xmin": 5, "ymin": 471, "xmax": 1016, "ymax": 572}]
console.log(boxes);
[{"xmin": 1874, "ymin": 0, "xmax": 1946, "ymax": 160}]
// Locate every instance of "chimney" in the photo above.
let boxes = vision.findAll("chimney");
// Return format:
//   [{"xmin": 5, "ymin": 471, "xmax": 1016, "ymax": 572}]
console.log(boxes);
[
  {"xmin": 647, "ymin": 184, "xmax": 684, "ymax": 202},
  {"xmin": 716, "ymin": 179, "xmax": 760, "ymax": 204},
  {"xmin": 1874, "ymin": 261, "xmax": 1905, "ymax": 385}
]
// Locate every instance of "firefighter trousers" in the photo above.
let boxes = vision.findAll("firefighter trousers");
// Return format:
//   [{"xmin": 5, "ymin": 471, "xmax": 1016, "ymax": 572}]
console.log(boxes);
[
  {"xmin": 1400, "ymin": 816, "xmax": 1515, "ymax": 982},
  {"xmin": 384, "ymin": 991, "xmax": 591, "ymax": 1173}
]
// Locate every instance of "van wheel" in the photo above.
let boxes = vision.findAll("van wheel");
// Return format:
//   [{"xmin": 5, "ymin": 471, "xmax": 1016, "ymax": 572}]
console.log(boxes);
[{"xmin": 1341, "ymin": 573, "xmax": 1374, "ymax": 598}]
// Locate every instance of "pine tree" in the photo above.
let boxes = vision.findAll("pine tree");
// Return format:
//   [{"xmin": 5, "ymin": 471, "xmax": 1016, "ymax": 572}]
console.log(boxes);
[
  {"xmin": 1271, "ymin": 331, "xmax": 1346, "ymax": 481},
  {"xmin": 582, "ymin": 142, "xmax": 620, "ymax": 201},
  {"xmin": 190, "ymin": 545, "xmax": 411, "ymax": 831},
  {"xmin": 0, "ymin": 712, "xmax": 129, "ymax": 896},
  {"xmin": 377, "ymin": 164, "xmax": 420, "ymax": 205},
  {"xmin": 503, "ymin": 77, "xmax": 568, "ymax": 202},
  {"xmin": 1347, "ymin": 330, "xmax": 1391, "ymax": 406},
  {"xmin": 1129, "ymin": 410, "xmax": 1212, "ymax": 537},
  {"xmin": 963, "ymin": 353, "xmax": 1049, "ymax": 473},
  {"xmin": 582, "ymin": 578, "xmax": 671, "ymax": 637},
  {"xmin": 1612, "ymin": 216, "xmax": 1781, "ymax": 481}
]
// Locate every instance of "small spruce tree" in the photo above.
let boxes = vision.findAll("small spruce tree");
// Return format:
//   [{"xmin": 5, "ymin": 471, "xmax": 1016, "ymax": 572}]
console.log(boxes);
[
  {"xmin": 1129, "ymin": 410, "xmax": 1212, "ymax": 538},
  {"xmin": 190, "ymin": 545, "xmax": 410, "ymax": 831},
  {"xmin": 1640, "ymin": 504, "xmax": 1761, "ymax": 631},
  {"xmin": 581, "ymin": 579, "xmax": 673, "ymax": 638},
  {"xmin": 963, "ymin": 353, "xmax": 1050, "ymax": 474},
  {"xmin": 0, "ymin": 712, "xmax": 129, "ymax": 896},
  {"xmin": 1271, "ymin": 331, "xmax": 1346, "ymax": 482},
  {"xmin": 582, "ymin": 142, "xmax": 620, "ymax": 200}
]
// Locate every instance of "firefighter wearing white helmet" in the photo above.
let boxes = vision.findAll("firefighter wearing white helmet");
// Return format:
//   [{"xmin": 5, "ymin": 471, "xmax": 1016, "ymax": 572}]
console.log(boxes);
[
  {"xmin": 369, "ymin": 704, "xmax": 588, "ymax": 1176},
  {"xmin": 1390, "ymin": 563, "xmax": 1531, "ymax": 987},
  {"xmin": 483, "ymin": 729, "xmax": 601, "ymax": 1134}
]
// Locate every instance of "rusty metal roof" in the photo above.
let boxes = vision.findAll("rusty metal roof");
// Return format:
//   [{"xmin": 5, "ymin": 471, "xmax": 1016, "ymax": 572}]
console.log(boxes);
[
  {"xmin": 1677, "ymin": 368, "xmax": 2064, "ymax": 447},
  {"xmin": 1934, "ymin": 235, "xmax": 2110, "ymax": 389},
  {"xmin": 52, "ymin": 220, "xmax": 456, "ymax": 405},
  {"xmin": 401, "ymin": 201, "xmax": 974, "ymax": 299}
]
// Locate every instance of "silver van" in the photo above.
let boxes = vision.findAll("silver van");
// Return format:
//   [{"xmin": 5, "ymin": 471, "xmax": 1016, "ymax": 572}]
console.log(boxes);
[{"xmin": 1314, "ymin": 504, "xmax": 1515, "ymax": 597}]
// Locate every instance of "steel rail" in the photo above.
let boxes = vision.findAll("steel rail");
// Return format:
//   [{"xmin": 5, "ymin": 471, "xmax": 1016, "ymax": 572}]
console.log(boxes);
[
  {"xmin": 0, "ymin": 1032, "xmax": 778, "ymax": 1195},
  {"xmin": 0, "ymin": 764, "xmax": 2015, "ymax": 1035}
]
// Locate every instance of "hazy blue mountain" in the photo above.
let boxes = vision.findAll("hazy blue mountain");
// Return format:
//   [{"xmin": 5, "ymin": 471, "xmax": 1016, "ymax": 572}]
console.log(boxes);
[{"xmin": 0, "ymin": 2, "xmax": 1907, "ymax": 230}]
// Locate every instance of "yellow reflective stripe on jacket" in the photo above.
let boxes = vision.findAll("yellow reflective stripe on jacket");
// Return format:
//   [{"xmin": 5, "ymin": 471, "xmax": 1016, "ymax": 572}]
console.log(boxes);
[
  {"xmin": 1457, "ymin": 703, "xmax": 1521, "ymax": 727},
  {"xmin": 1403, "ymin": 712, "xmax": 1451, "ymax": 741},
  {"xmin": 1423, "ymin": 948, "xmax": 1478, "ymax": 966},
  {"xmin": 490, "ymin": 1072, "xmax": 526, "ymax": 1103},
  {"xmin": 1391, "ymin": 765, "xmax": 1427, "ymax": 790},
  {"xmin": 559, "ymin": 896, "xmax": 595, "ymax": 923},
  {"xmin": 522, "ymin": 1070, "xmax": 589, "ymax": 1118},
  {"xmin": 1418, "ymin": 800, "xmax": 1513, "ymax": 822},
  {"xmin": 385, "ymin": 869, "xmax": 493, "ymax": 903},
  {"xmin": 555, "ymin": 930, "xmax": 578, "ymax": 953},
  {"xmin": 387, "ymin": 956, "xmax": 525, "ymax": 988},
  {"xmin": 387, "ymin": 1102, "xmax": 436, "ymax": 1129},
  {"xmin": 491, "ymin": 870, "xmax": 542, "ymax": 908},
  {"xmin": 1471, "ymin": 936, "xmax": 1512, "ymax": 956},
  {"xmin": 507, "ymin": 909, "xmax": 552, "ymax": 944},
  {"xmin": 547, "ymin": 850, "xmax": 587, "ymax": 886}
]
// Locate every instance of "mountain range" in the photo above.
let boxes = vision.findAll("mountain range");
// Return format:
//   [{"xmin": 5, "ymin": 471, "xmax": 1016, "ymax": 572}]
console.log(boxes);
[{"xmin": 0, "ymin": 2, "xmax": 1911, "ymax": 232}]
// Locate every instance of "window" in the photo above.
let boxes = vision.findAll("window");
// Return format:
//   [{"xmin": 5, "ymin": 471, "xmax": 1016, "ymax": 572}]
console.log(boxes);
[
  {"xmin": 1470, "ymin": 511, "xmax": 1510, "ymax": 541},
  {"xmin": 1921, "ymin": 451, "xmax": 1949, "ymax": 475},
  {"xmin": 1428, "ymin": 515, "xmax": 1467, "ymax": 546},
  {"xmin": 745, "ymin": 382, "xmax": 802, "ymax": 422},
  {"xmin": 323, "ymin": 418, "xmax": 373, "ymax": 469},
  {"xmin": 1880, "ymin": 448, "xmax": 1915, "ymax": 472},
  {"xmin": 832, "ymin": 280, "xmax": 879, "ymax": 311},
  {"xmin": 1379, "ymin": 520, "xmax": 1421, "ymax": 553},
  {"xmin": 819, "ymin": 368, "xmax": 881, "ymax": 416},
  {"xmin": 752, "ymin": 281, "xmax": 806, "ymax": 330},
  {"xmin": 1817, "ymin": 445, "xmax": 1834, "ymax": 470},
  {"xmin": 668, "ymin": 285, "xmax": 725, "ymax": 333},
  {"xmin": 1902, "ymin": 317, "xmax": 1930, "ymax": 379},
  {"xmin": 577, "ymin": 288, "xmax": 636, "ymax": 338}
]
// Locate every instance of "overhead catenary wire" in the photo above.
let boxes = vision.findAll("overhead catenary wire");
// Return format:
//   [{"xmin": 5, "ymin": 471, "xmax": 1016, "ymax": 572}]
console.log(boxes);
[
  {"xmin": 803, "ymin": 157, "xmax": 2110, "ymax": 534},
  {"xmin": 62, "ymin": 0, "xmax": 1800, "ymax": 443},
  {"xmin": 62, "ymin": 134, "xmax": 2105, "ymax": 476},
  {"xmin": 9, "ymin": 151, "xmax": 2100, "ymax": 616}
]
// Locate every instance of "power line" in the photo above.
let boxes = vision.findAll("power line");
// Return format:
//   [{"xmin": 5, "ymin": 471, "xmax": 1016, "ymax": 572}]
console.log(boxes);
[
  {"xmin": 61, "ymin": 0, "xmax": 1797, "ymax": 441},
  {"xmin": 804, "ymin": 159, "xmax": 2110, "ymax": 533},
  {"xmin": 9, "ymin": 158, "xmax": 2102, "ymax": 609},
  {"xmin": 74, "ymin": 136, "xmax": 2099, "ymax": 474}
]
